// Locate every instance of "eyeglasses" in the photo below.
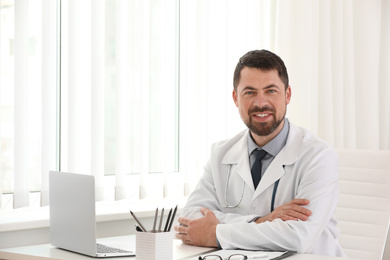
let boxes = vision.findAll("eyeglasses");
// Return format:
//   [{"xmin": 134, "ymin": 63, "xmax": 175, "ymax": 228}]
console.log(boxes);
[{"xmin": 198, "ymin": 254, "xmax": 249, "ymax": 260}]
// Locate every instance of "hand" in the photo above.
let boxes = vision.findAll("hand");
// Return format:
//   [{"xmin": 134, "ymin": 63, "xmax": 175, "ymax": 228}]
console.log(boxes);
[
  {"xmin": 255, "ymin": 199, "xmax": 311, "ymax": 223},
  {"xmin": 174, "ymin": 207, "xmax": 219, "ymax": 247}
]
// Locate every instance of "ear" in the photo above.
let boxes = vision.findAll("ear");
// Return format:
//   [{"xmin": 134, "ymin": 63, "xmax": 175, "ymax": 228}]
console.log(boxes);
[
  {"xmin": 232, "ymin": 89, "xmax": 239, "ymax": 107},
  {"xmin": 285, "ymin": 86, "xmax": 291, "ymax": 105}
]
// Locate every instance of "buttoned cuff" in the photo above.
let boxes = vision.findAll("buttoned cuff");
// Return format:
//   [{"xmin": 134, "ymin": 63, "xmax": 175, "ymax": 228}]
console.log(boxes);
[
  {"xmin": 249, "ymin": 216, "xmax": 261, "ymax": 223},
  {"xmin": 216, "ymin": 237, "xmax": 222, "ymax": 249}
]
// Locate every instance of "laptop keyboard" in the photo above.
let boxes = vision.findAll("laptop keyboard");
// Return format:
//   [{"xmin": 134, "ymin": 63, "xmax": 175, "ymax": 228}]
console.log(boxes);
[{"xmin": 96, "ymin": 243, "xmax": 133, "ymax": 254}]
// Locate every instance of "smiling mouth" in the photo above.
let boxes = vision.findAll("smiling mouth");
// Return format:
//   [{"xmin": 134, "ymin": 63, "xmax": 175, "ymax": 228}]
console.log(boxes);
[
  {"xmin": 252, "ymin": 112, "xmax": 273, "ymax": 122},
  {"xmin": 254, "ymin": 113, "xmax": 269, "ymax": 117}
]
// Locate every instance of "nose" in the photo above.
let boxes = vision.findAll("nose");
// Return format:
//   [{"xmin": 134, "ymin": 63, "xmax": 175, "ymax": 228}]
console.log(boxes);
[{"xmin": 253, "ymin": 92, "xmax": 269, "ymax": 107}]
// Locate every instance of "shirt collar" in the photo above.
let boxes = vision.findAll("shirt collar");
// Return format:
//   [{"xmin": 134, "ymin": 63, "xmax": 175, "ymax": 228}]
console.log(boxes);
[{"xmin": 247, "ymin": 118, "xmax": 290, "ymax": 157}]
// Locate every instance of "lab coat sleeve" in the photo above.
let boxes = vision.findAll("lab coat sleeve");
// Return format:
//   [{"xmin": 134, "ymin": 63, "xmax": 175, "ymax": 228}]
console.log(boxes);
[
  {"xmin": 216, "ymin": 147, "xmax": 340, "ymax": 254},
  {"xmin": 182, "ymin": 159, "xmax": 259, "ymax": 224}
]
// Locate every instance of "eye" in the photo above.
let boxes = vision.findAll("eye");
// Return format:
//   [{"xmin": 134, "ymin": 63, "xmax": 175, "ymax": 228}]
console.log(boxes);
[
  {"xmin": 244, "ymin": 91, "xmax": 255, "ymax": 96},
  {"xmin": 266, "ymin": 89, "xmax": 277, "ymax": 94}
]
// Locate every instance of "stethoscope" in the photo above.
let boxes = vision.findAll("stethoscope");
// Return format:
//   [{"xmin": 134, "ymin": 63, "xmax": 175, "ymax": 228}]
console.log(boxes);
[{"xmin": 224, "ymin": 164, "xmax": 282, "ymax": 212}]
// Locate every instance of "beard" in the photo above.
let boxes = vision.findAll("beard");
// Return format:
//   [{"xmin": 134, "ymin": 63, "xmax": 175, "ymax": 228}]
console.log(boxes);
[{"xmin": 242, "ymin": 105, "xmax": 285, "ymax": 136}]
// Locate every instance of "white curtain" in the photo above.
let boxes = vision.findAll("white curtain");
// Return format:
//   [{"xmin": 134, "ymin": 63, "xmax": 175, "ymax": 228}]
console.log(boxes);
[
  {"xmin": 273, "ymin": 0, "xmax": 390, "ymax": 151},
  {"xmin": 180, "ymin": 0, "xmax": 390, "ymax": 190},
  {"xmin": 179, "ymin": 0, "xmax": 276, "ymax": 193}
]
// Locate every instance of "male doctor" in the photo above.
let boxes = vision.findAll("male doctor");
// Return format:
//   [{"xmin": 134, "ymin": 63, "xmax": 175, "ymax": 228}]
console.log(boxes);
[{"xmin": 174, "ymin": 50, "xmax": 345, "ymax": 257}]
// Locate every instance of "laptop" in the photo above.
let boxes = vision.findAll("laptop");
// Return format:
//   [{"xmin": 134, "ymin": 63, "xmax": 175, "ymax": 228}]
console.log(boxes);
[{"xmin": 49, "ymin": 171, "xmax": 135, "ymax": 258}]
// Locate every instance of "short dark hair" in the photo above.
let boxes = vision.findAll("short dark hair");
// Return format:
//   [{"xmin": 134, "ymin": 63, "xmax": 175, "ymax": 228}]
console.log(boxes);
[{"xmin": 233, "ymin": 49, "xmax": 289, "ymax": 91}]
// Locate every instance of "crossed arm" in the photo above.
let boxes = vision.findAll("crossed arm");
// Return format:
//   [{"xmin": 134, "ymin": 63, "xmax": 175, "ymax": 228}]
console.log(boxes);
[{"xmin": 174, "ymin": 198, "xmax": 312, "ymax": 247}]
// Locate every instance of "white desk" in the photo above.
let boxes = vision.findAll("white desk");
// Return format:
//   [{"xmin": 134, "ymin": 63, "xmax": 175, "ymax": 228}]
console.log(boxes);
[
  {"xmin": 0, "ymin": 236, "xmax": 354, "ymax": 260},
  {"xmin": 1, "ymin": 236, "xmax": 212, "ymax": 260}
]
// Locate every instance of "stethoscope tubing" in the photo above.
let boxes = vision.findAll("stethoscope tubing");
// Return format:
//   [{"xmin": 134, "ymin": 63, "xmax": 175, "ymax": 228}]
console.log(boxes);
[
  {"xmin": 270, "ymin": 179, "xmax": 280, "ymax": 212},
  {"xmin": 224, "ymin": 164, "xmax": 281, "ymax": 212}
]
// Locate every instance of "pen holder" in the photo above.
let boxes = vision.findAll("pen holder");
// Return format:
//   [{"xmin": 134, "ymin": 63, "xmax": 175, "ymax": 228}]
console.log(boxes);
[{"xmin": 136, "ymin": 231, "xmax": 173, "ymax": 260}]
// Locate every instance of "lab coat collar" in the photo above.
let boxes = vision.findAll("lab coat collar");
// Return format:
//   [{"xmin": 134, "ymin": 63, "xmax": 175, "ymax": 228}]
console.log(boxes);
[
  {"xmin": 221, "ymin": 122, "xmax": 303, "ymax": 194},
  {"xmin": 221, "ymin": 130, "xmax": 253, "ymax": 191}
]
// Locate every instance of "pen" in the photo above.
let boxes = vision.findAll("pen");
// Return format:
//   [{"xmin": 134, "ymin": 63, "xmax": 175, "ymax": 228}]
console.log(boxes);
[
  {"xmin": 152, "ymin": 208, "xmax": 158, "ymax": 232},
  {"xmin": 130, "ymin": 211, "xmax": 147, "ymax": 232},
  {"xmin": 164, "ymin": 208, "xmax": 172, "ymax": 232},
  {"xmin": 158, "ymin": 208, "xmax": 164, "ymax": 232},
  {"xmin": 167, "ymin": 205, "xmax": 178, "ymax": 231},
  {"xmin": 135, "ymin": 225, "xmax": 143, "ymax": 232}
]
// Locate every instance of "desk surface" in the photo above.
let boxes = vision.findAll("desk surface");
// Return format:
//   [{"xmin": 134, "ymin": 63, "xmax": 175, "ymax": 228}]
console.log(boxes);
[{"xmin": 0, "ymin": 235, "xmax": 353, "ymax": 260}]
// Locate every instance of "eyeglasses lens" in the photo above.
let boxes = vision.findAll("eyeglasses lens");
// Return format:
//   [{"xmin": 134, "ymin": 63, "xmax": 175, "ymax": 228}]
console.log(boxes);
[
  {"xmin": 203, "ymin": 255, "xmax": 222, "ymax": 260},
  {"xmin": 202, "ymin": 254, "xmax": 246, "ymax": 260},
  {"xmin": 228, "ymin": 254, "xmax": 247, "ymax": 260}
]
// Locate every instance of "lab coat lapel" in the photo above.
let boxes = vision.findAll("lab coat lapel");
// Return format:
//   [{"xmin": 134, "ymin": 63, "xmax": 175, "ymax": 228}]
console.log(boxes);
[
  {"xmin": 253, "ymin": 123, "xmax": 302, "ymax": 198},
  {"xmin": 221, "ymin": 123, "xmax": 303, "ymax": 196},
  {"xmin": 253, "ymin": 155, "xmax": 285, "ymax": 197},
  {"xmin": 221, "ymin": 130, "xmax": 256, "ymax": 192}
]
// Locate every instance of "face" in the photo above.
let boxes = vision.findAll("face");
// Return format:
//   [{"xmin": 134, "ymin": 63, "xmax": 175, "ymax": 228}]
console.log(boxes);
[{"xmin": 233, "ymin": 67, "xmax": 291, "ymax": 145}]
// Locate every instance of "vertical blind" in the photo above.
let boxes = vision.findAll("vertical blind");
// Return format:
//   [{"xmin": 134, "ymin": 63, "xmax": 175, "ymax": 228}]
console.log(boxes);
[
  {"xmin": 13, "ymin": 0, "xmax": 30, "ymax": 208},
  {"xmin": 1, "ymin": 0, "xmax": 57, "ymax": 209},
  {"xmin": 41, "ymin": 0, "xmax": 57, "ymax": 207},
  {"xmin": 59, "ymin": 0, "xmax": 179, "ymax": 203},
  {"xmin": 0, "ymin": 0, "xmax": 389, "ymax": 210},
  {"xmin": 13, "ymin": 0, "xmax": 29, "ymax": 208}
]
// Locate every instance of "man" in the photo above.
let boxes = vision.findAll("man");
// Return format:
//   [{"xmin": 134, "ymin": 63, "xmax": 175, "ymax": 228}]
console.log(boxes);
[{"xmin": 174, "ymin": 50, "xmax": 345, "ymax": 257}]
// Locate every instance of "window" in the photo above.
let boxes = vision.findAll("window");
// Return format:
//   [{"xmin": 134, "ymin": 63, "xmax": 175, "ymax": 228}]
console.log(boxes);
[
  {"xmin": 1, "ymin": 0, "xmax": 181, "ymax": 209},
  {"xmin": 59, "ymin": 0, "xmax": 180, "ymax": 201},
  {"xmin": 0, "ymin": 0, "xmax": 273, "ymax": 210},
  {"xmin": 0, "ymin": 0, "xmax": 57, "ymax": 209}
]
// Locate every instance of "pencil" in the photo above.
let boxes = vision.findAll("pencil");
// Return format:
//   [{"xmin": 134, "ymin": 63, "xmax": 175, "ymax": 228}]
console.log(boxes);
[
  {"xmin": 152, "ymin": 208, "xmax": 158, "ymax": 232},
  {"xmin": 167, "ymin": 205, "xmax": 178, "ymax": 231},
  {"xmin": 158, "ymin": 208, "xmax": 164, "ymax": 232},
  {"xmin": 164, "ymin": 208, "xmax": 172, "ymax": 232},
  {"xmin": 130, "ymin": 211, "xmax": 147, "ymax": 232}
]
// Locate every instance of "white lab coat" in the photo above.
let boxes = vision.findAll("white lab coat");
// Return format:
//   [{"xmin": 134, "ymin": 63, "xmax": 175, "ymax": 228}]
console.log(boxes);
[{"xmin": 182, "ymin": 122, "xmax": 346, "ymax": 257}]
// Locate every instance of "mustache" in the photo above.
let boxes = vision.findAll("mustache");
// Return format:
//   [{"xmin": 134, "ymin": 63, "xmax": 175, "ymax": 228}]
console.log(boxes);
[{"xmin": 248, "ymin": 106, "xmax": 275, "ymax": 114}]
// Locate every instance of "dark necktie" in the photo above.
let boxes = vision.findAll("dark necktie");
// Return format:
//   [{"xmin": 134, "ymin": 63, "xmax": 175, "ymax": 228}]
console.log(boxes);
[{"xmin": 251, "ymin": 149, "xmax": 267, "ymax": 189}]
